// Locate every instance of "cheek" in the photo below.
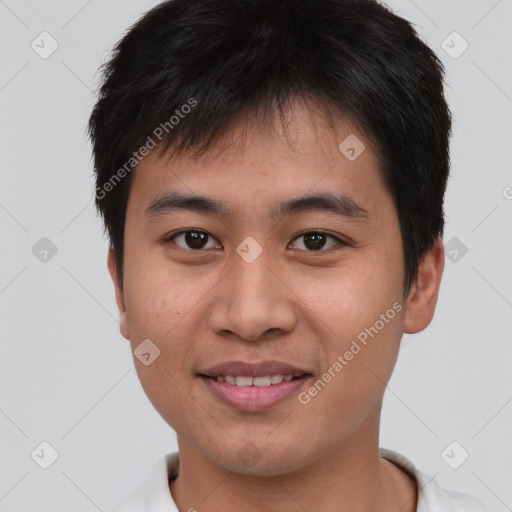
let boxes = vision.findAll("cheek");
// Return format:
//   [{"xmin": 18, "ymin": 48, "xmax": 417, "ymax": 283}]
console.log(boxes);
[
  {"xmin": 301, "ymin": 251, "xmax": 403, "ymax": 336},
  {"xmin": 300, "ymin": 318, "xmax": 403, "ymax": 439},
  {"xmin": 122, "ymin": 251, "xmax": 216, "ymax": 379},
  {"xmin": 121, "ymin": 258, "xmax": 202, "ymax": 417},
  {"xmin": 297, "ymin": 253, "xmax": 404, "ymax": 408},
  {"xmin": 123, "ymin": 246, "xmax": 192, "ymax": 337}
]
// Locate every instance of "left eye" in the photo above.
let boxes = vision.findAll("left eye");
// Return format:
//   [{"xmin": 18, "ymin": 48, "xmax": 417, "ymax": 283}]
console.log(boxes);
[
  {"xmin": 288, "ymin": 231, "xmax": 343, "ymax": 251},
  {"xmin": 164, "ymin": 230, "xmax": 344, "ymax": 251}
]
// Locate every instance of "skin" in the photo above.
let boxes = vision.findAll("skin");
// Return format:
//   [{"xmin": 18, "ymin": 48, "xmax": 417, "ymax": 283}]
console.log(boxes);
[{"xmin": 108, "ymin": 99, "xmax": 445, "ymax": 512}]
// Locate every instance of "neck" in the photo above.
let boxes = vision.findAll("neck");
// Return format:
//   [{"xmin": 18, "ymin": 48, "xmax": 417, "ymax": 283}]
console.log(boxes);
[{"xmin": 169, "ymin": 425, "xmax": 417, "ymax": 512}]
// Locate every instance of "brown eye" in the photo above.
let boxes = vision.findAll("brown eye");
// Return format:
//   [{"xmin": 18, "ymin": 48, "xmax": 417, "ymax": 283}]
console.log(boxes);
[
  {"xmin": 166, "ymin": 230, "xmax": 221, "ymax": 250},
  {"xmin": 164, "ymin": 230, "xmax": 345, "ymax": 252},
  {"xmin": 289, "ymin": 231, "xmax": 343, "ymax": 251}
]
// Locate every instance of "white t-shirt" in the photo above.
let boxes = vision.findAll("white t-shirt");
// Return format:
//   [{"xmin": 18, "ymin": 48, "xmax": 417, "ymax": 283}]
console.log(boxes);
[{"xmin": 110, "ymin": 448, "xmax": 490, "ymax": 511}]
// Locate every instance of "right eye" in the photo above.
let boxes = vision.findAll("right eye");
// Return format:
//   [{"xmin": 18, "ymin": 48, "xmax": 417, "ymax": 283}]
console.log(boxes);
[{"xmin": 163, "ymin": 230, "xmax": 222, "ymax": 251}]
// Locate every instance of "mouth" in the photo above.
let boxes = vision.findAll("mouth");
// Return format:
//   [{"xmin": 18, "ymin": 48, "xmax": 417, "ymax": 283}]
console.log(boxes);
[
  {"xmin": 197, "ymin": 360, "xmax": 313, "ymax": 411},
  {"xmin": 198, "ymin": 359, "xmax": 311, "ymax": 379},
  {"xmin": 200, "ymin": 374, "xmax": 307, "ymax": 386}
]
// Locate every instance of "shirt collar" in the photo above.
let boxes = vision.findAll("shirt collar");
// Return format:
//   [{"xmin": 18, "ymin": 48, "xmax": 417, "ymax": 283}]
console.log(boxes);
[{"xmin": 112, "ymin": 448, "xmax": 488, "ymax": 512}]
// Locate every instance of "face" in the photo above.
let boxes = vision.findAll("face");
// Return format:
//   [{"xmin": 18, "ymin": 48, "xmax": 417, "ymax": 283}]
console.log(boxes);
[{"xmin": 108, "ymin": 100, "xmax": 444, "ymax": 476}]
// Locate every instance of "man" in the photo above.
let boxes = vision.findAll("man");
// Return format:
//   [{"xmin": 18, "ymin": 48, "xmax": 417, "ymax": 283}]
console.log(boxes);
[{"xmin": 88, "ymin": 0, "xmax": 489, "ymax": 510}]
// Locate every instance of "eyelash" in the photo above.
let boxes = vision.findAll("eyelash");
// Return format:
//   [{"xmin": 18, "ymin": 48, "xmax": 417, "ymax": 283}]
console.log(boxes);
[{"xmin": 162, "ymin": 229, "xmax": 347, "ymax": 252}]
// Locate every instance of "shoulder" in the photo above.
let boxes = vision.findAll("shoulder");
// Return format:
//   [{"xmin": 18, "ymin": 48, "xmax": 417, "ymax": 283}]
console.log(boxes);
[
  {"xmin": 109, "ymin": 452, "xmax": 180, "ymax": 512},
  {"xmin": 379, "ymin": 448, "xmax": 490, "ymax": 512}
]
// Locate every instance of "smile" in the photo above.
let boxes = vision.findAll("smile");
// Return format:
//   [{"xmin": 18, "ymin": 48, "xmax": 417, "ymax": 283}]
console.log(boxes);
[
  {"xmin": 212, "ymin": 374, "xmax": 298, "ymax": 386},
  {"xmin": 199, "ymin": 374, "xmax": 311, "ymax": 411}
]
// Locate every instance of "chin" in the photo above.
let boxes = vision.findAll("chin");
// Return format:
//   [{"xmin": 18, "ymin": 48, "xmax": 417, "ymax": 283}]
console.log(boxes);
[{"xmin": 209, "ymin": 442, "xmax": 311, "ymax": 477}]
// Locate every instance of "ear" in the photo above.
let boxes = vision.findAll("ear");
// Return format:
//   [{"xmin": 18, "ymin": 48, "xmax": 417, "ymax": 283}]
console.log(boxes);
[
  {"xmin": 107, "ymin": 247, "xmax": 131, "ymax": 340},
  {"xmin": 403, "ymin": 236, "xmax": 445, "ymax": 334}
]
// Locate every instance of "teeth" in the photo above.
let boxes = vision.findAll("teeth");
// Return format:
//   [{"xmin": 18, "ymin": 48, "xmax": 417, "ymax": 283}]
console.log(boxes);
[
  {"xmin": 215, "ymin": 374, "xmax": 299, "ymax": 386},
  {"xmin": 253, "ymin": 376, "xmax": 271, "ymax": 387},
  {"xmin": 236, "ymin": 376, "xmax": 253, "ymax": 387},
  {"xmin": 270, "ymin": 374, "xmax": 284, "ymax": 384}
]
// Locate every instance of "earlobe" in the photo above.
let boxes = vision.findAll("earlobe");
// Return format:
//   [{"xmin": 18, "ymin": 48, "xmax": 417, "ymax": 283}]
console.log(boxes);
[
  {"xmin": 107, "ymin": 247, "xmax": 131, "ymax": 340},
  {"xmin": 403, "ymin": 236, "xmax": 445, "ymax": 334}
]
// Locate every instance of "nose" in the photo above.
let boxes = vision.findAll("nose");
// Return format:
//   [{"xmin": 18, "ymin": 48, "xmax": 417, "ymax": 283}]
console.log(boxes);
[{"xmin": 208, "ymin": 250, "xmax": 297, "ymax": 342}]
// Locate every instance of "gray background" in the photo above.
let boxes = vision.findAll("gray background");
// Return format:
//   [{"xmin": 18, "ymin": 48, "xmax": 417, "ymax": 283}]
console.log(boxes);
[{"xmin": 1, "ymin": 0, "xmax": 511, "ymax": 510}]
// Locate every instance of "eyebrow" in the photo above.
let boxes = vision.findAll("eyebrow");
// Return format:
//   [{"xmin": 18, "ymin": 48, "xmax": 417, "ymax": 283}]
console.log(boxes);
[{"xmin": 145, "ymin": 191, "xmax": 370, "ymax": 223}]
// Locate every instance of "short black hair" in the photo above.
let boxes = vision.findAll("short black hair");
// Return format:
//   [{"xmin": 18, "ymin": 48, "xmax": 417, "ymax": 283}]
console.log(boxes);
[{"xmin": 88, "ymin": 0, "xmax": 452, "ymax": 297}]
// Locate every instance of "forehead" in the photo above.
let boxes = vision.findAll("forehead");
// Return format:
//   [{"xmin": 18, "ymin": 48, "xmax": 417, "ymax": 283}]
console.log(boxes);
[{"xmin": 128, "ymin": 101, "xmax": 388, "ymax": 221}]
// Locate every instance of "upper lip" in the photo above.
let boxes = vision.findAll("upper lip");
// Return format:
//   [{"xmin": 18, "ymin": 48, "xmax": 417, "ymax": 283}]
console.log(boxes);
[{"xmin": 199, "ymin": 360, "xmax": 311, "ymax": 378}]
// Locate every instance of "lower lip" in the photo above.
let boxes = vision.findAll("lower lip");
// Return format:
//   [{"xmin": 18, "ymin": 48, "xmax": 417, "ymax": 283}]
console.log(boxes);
[{"xmin": 200, "ymin": 375, "xmax": 311, "ymax": 411}]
